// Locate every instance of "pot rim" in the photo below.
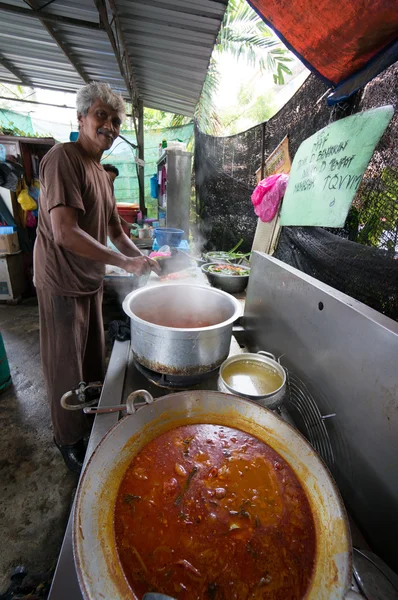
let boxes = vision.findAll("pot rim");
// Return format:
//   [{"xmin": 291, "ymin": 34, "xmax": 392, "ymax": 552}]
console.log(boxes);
[
  {"xmin": 123, "ymin": 283, "xmax": 242, "ymax": 332},
  {"xmin": 201, "ymin": 263, "xmax": 250, "ymax": 279},
  {"xmin": 219, "ymin": 352, "xmax": 286, "ymax": 399}
]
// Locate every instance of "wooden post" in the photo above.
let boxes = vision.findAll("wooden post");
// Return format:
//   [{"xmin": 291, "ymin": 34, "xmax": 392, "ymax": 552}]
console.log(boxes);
[
  {"xmin": 137, "ymin": 99, "xmax": 146, "ymax": 216},
  {"xmin": 260, "ymin": 121, "xmax": 266, "ymax": 181}
]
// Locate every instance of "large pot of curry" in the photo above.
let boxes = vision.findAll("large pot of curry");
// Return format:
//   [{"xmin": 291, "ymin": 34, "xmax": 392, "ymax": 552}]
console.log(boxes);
[{"xmin": 73, "ymin": 391, "xmax": 354, "ymax": 600}]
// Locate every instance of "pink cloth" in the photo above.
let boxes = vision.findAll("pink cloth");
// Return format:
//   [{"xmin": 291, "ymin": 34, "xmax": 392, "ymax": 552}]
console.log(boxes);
[{"xmin": 251, "ymin": 173, "xmax": 289, "ymax": 222}]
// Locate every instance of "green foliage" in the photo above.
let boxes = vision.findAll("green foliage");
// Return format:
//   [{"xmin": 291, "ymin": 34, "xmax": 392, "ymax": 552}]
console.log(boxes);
[
  {"xmin": 356, "ymin": 167, "xmax": 398, "ymax": 255},
  {"xmin": 178, "ymin": 0, "xmax": 292, "ymax": 134},
  {"xmin": 143, "ymin": 108, "xmax": 171, "ymax": 130},
  {"xmin": 217, "ymin": 0, "xmax": 292, "ymax": 81},
  {"xmin": 187, "ymin": 58, "xmax": 222, "ymax": 136},
  {"xmin": 0, "ymin": 122, "xmax": 44, "ymax": 137},
  {"xmin": 218, "ymin": 83, "xmax": 276, "ymax": 134}
]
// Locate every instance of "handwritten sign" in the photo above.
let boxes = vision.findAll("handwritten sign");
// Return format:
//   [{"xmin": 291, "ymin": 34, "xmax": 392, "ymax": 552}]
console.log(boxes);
[{"xmin": 280, "ymin": 106, "xmax": 394, "ymax": 226}]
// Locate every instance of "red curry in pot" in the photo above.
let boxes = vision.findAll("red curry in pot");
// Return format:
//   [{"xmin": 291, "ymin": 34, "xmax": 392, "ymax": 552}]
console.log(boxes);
[{"xmin": 114, "ymin": 424, "xmax": 316, "ymax": 599}]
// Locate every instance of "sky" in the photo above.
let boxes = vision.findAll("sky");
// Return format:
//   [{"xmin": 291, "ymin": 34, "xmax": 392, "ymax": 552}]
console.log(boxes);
[{"xmin": 215, "ymin": 53, "xmax": 308, "ymax": 114}]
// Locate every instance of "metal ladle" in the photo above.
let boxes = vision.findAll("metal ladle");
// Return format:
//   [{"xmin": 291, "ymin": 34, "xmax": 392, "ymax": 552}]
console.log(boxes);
[
  {"xmin": 83, "ymin": 389, "xmax": 154, "ymax": 415},
  {"xmin": 142, "ymin": 595, "xmax": 176, "ymax": 600}
]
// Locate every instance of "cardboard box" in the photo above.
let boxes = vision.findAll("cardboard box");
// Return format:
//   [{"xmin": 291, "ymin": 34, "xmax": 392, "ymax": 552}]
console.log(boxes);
[
  {"xmin": 0, "ymin": 252, "xmax": 25, "ymax": 301},
  {"xmin": 0, "ymin": 232, "xmax": 20, "ymax": 254}
]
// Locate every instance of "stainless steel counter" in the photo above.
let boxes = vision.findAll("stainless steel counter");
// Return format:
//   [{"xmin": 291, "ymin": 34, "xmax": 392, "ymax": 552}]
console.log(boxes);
[
  {"xmin": 48, "ymin": 324, "xmax": 378, "ymax": 598},
  {"xmin": 48, "ymin": 340, "xmax": 130, "ymax": 600},
  {"xmin": 48, "ymin": 334, "xmax": 247, "ymax": 599}
]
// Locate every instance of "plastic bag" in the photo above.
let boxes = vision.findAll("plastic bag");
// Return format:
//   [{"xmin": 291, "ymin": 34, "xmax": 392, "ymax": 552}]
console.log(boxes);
[
  {"xmin": 17, "ymin": 187, "xmax": 37, "ymax": 211},
  {"xmin": 251, "ymin": 173, "xmax": 289, "ymax": 222},
  {"xmin": 26, "ymin": 211, "xmax": 37, "ymax": 228}
]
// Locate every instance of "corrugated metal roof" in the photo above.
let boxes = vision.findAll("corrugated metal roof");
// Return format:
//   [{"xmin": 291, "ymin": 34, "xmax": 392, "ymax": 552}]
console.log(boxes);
[{"xmin": 0, "ymin": 0, "xmax": 227, "ymax": 115}]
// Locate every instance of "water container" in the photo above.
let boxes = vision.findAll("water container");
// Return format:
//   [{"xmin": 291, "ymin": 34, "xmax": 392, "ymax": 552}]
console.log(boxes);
[
  {"xmin": 150, "ymin": 174, "xmax": 158, "ymax": 199},
  {"xmin": 0, "ymin": 333, "xmax": 11, "ymax": 393},
  {"xmin": 154, "ymin": 228, "xmax": 184, "ymax": 247}
]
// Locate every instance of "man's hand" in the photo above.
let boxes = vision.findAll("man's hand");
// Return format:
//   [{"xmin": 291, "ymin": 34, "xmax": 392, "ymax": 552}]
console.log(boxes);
[
  {"xmin": 121, "ymin": 255, "xmax": 161, "ymax": 276},
  {"xmin": 50, "ymin": 206, "xmax": 161, "ymax": 275}
]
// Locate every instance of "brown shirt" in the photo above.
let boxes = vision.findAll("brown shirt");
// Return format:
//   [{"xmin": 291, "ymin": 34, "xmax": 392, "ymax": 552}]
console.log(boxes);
[{"xmin": 34, "ymin": 142, "xmax": 119, "ymax": 296}]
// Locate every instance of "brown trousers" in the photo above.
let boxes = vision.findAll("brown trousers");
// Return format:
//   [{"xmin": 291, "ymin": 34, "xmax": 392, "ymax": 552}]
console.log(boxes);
[{"xmin": 37, "ymin": 287, "xmax": 105, "ymax": 446}]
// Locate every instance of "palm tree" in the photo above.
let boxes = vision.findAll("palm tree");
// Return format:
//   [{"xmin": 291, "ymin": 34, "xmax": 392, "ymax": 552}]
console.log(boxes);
[{"xmin": 171, "ymin": 0, "xmax": 293, "ymax": 134}]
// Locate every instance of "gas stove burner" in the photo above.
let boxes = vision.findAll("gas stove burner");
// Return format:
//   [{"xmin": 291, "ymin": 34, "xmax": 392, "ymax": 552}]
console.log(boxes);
[{"xmin": 133, "ymin": 359, "xmax": 219, "ymax": 390}]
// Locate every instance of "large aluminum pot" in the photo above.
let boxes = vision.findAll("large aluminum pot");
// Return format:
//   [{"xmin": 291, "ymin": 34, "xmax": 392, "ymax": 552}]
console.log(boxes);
[
  {"xmin": 218, "ymin": 351, "xmax": 286, "ymax": 410},
  {"xmin": 74, "ymin": 390, "xmax": 355, "ymax": 600},
  {"xmin": 123, "ymin": 284, "xmax": 241, "ymax": 375}
]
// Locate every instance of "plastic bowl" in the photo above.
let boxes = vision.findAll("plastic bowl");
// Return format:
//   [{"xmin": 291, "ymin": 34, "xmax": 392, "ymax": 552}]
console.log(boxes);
[
  {"xmin": 202, "ymin": 263, "xmax": 250, "ymax": 294},
  {"xmin": 155, "ymin": 228, "xmax": 184, "ymax": 247}
]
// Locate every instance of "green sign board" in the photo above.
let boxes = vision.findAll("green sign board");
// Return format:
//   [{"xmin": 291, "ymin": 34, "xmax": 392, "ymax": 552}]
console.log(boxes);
[{"xmin": 280, "ymin": 106, "xmax": 394, "ymax": 227}]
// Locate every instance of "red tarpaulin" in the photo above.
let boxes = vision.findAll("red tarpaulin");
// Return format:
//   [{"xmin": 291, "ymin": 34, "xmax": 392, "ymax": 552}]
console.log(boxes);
[{"xmin": 248, "ymin": 0, "xmax": 398, "ymax": 103}]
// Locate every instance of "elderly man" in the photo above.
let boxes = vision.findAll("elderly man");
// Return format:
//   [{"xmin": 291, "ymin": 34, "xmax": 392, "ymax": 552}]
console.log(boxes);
[{"xmin": 34, "ymin": 82, "xmax": 159, "ymax": 474}]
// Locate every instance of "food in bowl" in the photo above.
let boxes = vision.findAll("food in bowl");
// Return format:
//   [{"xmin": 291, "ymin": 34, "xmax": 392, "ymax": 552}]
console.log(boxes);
[
  {"xmin": 114, "ymin": 423, "xmax": 316, "ymax": 599},
  {"xmin": 202, "ymin": 263, "xmax": 250, "ymax": 294},
  {"xmin": 206, "ymin": 264, "xmax": 250, "ymax": 277}
]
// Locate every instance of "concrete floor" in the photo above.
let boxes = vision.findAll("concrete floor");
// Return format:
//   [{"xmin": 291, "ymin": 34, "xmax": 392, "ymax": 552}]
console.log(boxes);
[{"xmin": 0, "ymin": 298, "xmax": 78, "ymax": 594}]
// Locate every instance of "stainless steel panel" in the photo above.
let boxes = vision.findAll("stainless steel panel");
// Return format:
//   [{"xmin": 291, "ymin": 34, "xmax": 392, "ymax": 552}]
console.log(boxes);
[
  {"xmin": 48, "ymin": 340, "xmax": 130, "ymax": 600},
  {"xmin": 166, "ymin": 150, "xmax": 193, "ymax": 235},
  {"xmin": 244, "ymin": 252, "xmax": 398, "ymax": 570}
]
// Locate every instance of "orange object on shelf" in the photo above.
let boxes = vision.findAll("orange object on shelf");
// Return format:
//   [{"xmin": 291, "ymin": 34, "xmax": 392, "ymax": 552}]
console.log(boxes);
[{"xmin": 117, "ymin": 205, "xmax": 139, "ymax": 235}]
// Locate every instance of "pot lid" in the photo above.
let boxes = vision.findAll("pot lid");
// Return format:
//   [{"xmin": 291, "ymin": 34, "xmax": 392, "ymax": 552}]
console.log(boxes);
[{"xmin": 353, "ymin": 548, "xmax": 398, "ymax": 600}]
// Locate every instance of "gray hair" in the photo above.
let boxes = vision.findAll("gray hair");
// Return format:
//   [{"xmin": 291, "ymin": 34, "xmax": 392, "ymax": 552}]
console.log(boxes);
[{"xmin": 76, "ymin": 82, "xmax": 125, "ymax": 120}]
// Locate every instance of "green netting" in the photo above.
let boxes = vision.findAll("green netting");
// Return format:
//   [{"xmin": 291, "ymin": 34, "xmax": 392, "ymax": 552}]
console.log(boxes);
[
  {"xmin": 101, "ymin": 123, "xmax": 193, "ymax": 218},
  {"xmin": 0, "ymin": 108, "xmax": 35, "ymax": 136}
]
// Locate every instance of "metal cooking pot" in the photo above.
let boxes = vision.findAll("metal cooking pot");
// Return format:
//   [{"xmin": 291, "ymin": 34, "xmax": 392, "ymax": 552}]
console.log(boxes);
[
  {"xmin": 123, "ymin": 284, "xmax": 241, "ymax": 376},
  {"xmin": 218, "ymin": 351, "xmax": 286, "ymax": 410},
  {"xmin": 74, "ymin": 390, "xmax": 356, "ymax": 600}
]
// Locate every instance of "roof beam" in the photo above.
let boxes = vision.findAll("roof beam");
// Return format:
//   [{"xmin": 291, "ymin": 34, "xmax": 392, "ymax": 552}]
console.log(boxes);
[
  {"xmin": 0, "ymin": 2, "xmax": 104, "ymax": 30},
  {"xmin": 0, "ymin": 95, "xmax": 76, "ymax": 109},
  {"xmin": 23, "ymin": 0, "xmax": 91, "ymax": 84},
  {"xmin": 94, "ymin": 0, "xmax": 140, "ymax": 109},
  {"xmin": 0, "ymin": 52, "xmax": 32, "ymax": 87}
]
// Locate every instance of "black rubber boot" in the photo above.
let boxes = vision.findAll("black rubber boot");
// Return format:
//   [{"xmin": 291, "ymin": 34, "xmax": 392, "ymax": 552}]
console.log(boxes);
[{"xmin": 53, "ymin": 437, "xmax": 86, "ymax": 475}]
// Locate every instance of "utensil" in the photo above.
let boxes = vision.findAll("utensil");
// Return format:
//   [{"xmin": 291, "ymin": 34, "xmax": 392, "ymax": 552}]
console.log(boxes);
[
  {"xmin": 203, "ymin": 251, "xmax": 234, "ymax": 264},
  {"xmin": 218, "ymin": 350, "xmax": 286, "ymax": 410},
  {"xmin": 83, "ymin": 390, "xmax": 153, "ymax": 415},
  {"xmin": 154, "ymin": 249, "xmax": 193, "ymax": 276},
  {"xmin": 143, "ymin": 595, "xmax": 176, "ymax": 600},
  {"xmin": 122, "ymin": 284, "xmax": 241, "ymax": 376},
  {"xmin": 73, "ymin": 390, "xmax": 354, "ymax": 600},
  {"xmin": 353, "ymin": 547, "xmax": 398, "ymax": 599},
  {"xmin": 202, "ymin": 262, "xmax": 250, "ymax": 294}
]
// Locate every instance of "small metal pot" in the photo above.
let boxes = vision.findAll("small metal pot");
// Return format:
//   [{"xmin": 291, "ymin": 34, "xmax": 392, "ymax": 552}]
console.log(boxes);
[{"xmin": 218, "ymin": 351, "xmax": 286, "ymax": 410}]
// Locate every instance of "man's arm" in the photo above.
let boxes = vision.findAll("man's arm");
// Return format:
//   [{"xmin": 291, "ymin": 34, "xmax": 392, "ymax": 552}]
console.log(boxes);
[
  {"xmin": 50, "ymin": 205, "xmax": 159, "ymax": 275},
  {"xmin": 108, "ymin": 217, "xmax": 143, "ymax": 258}
]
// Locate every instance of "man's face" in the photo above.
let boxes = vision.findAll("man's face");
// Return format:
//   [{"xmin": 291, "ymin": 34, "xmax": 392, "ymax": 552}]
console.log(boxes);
[{"xmin": 77, "ymin": 98, "xmax": 122, "ymax": 152}]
